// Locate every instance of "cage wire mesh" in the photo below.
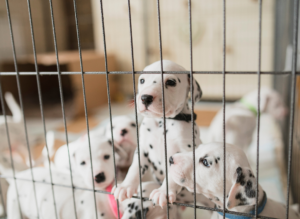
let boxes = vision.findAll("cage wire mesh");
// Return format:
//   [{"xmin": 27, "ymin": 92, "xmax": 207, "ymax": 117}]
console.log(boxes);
[{"xmin": 0, "ymin": 0, "xmax": 299, "ymax": 219}]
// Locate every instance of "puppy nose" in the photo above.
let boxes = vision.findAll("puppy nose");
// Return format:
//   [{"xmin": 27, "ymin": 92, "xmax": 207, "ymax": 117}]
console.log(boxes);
[
  {"xmin": 169, "ymin": 156, "xmax": 174, "ymax": 165},
  {"xmin": 121, "ymin": 129, "xmax": 128, "ymax": 136},
  {"xmin": 95, "ymin": 172, "xmax": 106, "ymax": 183},
  {"xmin": 141, "ymin": 95, "xmax": 153, "ymax": 107}
]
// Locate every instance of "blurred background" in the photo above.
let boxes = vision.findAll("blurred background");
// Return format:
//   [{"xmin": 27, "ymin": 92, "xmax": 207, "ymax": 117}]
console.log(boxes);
[{"xmin": 0, "ymin": 0, "xmax": 300, "ymax": 218}]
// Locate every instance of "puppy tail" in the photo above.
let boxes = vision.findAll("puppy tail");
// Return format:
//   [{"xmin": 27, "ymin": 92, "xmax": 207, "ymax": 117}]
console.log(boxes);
[{"xmin": 4, "ymin": 92, "xmax": 22, "ymax": 123}]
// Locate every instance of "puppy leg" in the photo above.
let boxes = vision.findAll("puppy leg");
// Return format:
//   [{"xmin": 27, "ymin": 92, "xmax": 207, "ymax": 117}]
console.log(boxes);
[{"xmin": 149, "ymin": 174, "xmax": 181, "ymax": 208}]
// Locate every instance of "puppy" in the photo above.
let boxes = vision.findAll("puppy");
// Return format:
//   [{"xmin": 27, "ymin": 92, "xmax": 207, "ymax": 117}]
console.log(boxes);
[
  {"xmin": 0, "ymin": 93, "xmax": 40, "ymax": 217},
  {"xmin": 169, "ymin": 142, "xmax": 300, "ymax": 219},
  {"xmin": 113, "ymin": 60, "xmax": 213, "ymax": 209},
  {"xmin": 104, "ymin": 115, "xmax": 138, "ymax": 169},
  {"xmin": 207, "ymin": 88, "xmax": 288, "ymax": 149},
  {"xmin": 44, "ymin": 116, "xmax": 136, "ymax": 172},
  {"xmin": 6, "ymin": 137, "xmax": 175, "ymax": 219}
]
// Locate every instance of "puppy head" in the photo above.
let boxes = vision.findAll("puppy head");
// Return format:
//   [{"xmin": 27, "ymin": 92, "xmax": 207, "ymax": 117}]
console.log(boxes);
[
  {"xmin": 169, "ymin": 142, "xmax": 258, "ymax": 209},
  {"xmin": 244, "ymin": 87, "xmax": 288, "ymax": 120},
  {"xmin": 105, "ymin": 116, "xmax": 137, "ymax": 149},
  {"xmin": 137, "ymin": 60, "xmax": 202, "ymax": 118},
  {"xmin": 73, "ymin": 137, "xmax": 120, "ymax": 189}
]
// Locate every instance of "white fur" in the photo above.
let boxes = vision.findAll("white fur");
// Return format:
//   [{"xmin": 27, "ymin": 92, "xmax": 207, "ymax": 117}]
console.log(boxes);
[
  {"xmin": 169, "ymin": 142, "xmax": 300, "ymax": 219},
  {"xmin": 207, "ymin": 88, "xmax": 288, "ymax": 149},
  {"xmin": 112, "ymin": 60, "xmax": 213, "ymax": 210}
]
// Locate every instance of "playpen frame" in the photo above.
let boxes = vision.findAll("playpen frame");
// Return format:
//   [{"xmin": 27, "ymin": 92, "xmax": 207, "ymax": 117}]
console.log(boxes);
[{"xmin": 0, "ymin": 0, "xmax": 299, "ymax": 219}]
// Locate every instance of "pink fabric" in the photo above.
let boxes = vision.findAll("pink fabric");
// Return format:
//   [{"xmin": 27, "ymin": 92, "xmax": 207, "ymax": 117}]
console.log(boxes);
[{"xmin": 106, "ymin": 184, "xmax": 123, "ymax": 218}]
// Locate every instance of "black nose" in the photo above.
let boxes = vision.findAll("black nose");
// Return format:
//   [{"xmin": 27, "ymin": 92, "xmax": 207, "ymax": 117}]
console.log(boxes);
[
  {"xmin": 141, "ymin": 95, "xmax": 153, "ymax": 107},
  {"xmin": 121, "ymin": 129, "xmax": 128, "ymax": 136},
  {"xmin": 169, "ymin": 156, "xmax": 174, "ymax": 165},
  {"xmin": 95, "ymin": 172, "xmax": 105, "ymax": 183}
]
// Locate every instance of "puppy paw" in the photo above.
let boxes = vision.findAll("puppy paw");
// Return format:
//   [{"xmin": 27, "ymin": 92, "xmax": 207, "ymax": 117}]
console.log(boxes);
[
  {"xmin": 149, "ymin": 188, "xmax": 176, "ymax": 208},
  {"xmin": 112, "ymin": 184, "xmax": 138, "ymax": 201}
]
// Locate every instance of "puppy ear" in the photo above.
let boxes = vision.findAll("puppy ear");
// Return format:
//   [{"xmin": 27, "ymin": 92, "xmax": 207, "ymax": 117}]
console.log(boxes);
[
  {"xmin": 188, "ymin": 75, "xmax": 202, "ymax": 102},
  {"xmin": 226, "ymin": 167, "xmax": 257, "ymax": 209}
]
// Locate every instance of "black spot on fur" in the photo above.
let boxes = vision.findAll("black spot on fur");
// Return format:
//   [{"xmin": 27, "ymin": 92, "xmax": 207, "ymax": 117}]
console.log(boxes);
[
  {"xmin": 215, "ymin": 159, "xmax": 218, "ymax": 164},
  {"xmin": 142, "ymin": 190, "xmax": 146, "ymax": 193},
  {"xmin": 215, "ymin": 197, "xmax": 219, "ymax": 201},
  {"xmin": 149, "ymin": 144, "xmax": 153, "ymax": 149},
  {"xmin": 153, "ymin": 81, "xmax": 156, "ymax": 83},
  {"xmin": 158, "ymin": 161, "xmax": 161, "ymax": 165},
  {"xmin": 81, "ymin": 200, "xmax": 84, "ymax": 204},
  {"xmin": 236, "ymin": 167, "xmax": 246, "ymax": 186},
  {"xmin": 101, "ymin": 213, "xmax": 105, "ymax": 217},
  {"xmin": 160, "ymin": 170, "xmax": 163, "ymax": 175},
  {"xmin": 147, "ymin": 128, "xmax": 151, "ymax": 132},
  {"xmin": 180, "ymin": 194, "xmax": 185, "ymax": 197},
  {"xmin": 144, "ymin": 152, "xmax": 148, "ymax": 157},
  {"xmin": 178, "ymin": 78, "xmax": 181, "ymax": 83},
  {"xmin": 144, "ymin": 165, "xmax": 148, "ymax": 169},
  {"xmin": 187, "ymin": 144, "xmax": 191, "ymax": 148},
  {"xmin": 131, "ymin": 203, "xmax": 135, "ymax": 209},
  {"xmin": 135, "ymin": 207, "xmax": 149, "ymax": 219},
  {"xmin": 217, "ymin": 157, "xmax": 220, "ymax": 161},
  {"xmin": 108, "ymin": 140, "xmax": 112, "ymax": 145}
]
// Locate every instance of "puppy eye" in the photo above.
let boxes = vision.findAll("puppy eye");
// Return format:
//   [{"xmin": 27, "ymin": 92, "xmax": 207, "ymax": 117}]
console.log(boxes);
[
  {"xmin": 166, "ymin": 79, "xmax": 176, "ymax": 87},
  {"xmin": 80, "ymin": 161, "xmax": 86, "ymax": 165},
  {"xmin": 104, "ymin": 155, "xmax": 110, "ymax": 160},
  {"xmin": 131, "ymin": 123, "xmax": 136, "ymax": 127},
  {"xmin": 202, "ymin": 159, "xmax": 209, "ymax": 167},
  {"xmin": 140, "ymin": 79, "xmax": 145, "ymax": 84},
  {"xmin": 200, "ymin": 158, "xmax": 210, "ymax": 167}
]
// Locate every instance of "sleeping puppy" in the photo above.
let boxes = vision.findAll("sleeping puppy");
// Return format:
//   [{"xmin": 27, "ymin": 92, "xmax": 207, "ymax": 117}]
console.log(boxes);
[
  {"xmin": 168, "ymin": 142, "xmax": 300, "ymax": 219},
  {"xmin": 6, "ymin": 137, "xmax": 176, "ymax": 219},
  {"xmin": 207, "ymin": 88, "xmax": 288, "ymax": 150},
  {"xmin": 113, "ymin": 60, "xmax": 214, "ymax": 210}
]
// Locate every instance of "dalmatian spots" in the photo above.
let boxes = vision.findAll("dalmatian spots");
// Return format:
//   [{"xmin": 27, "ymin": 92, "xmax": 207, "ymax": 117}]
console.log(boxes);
[
  {"xmin": 160, "ymin": 170, "xmax": 163, "ymax": 175},
  {"xmin": 143, "ymin": 152, "xmax": 148, "ymax": 157},
  {"xmin": 81, "ymin": 200, "xmax": 84, "ymax": 204},
  {"xmin": 147, "ymin": 128, "xmax": 151, "ymax": 132},
  {"xmin": 177, "ymin": 78, "xmax": 181, "ymax": 83},
  {"xmin": 149, "ymin": 144, "xmax": 153, "ymax": 149},
  {"xmin": 101, "ymin": 213, "xmax": 105, "ymax": 217},
  {"xmin": 187, "ymin": 144, "xmax": 191, "ymax": 148}
]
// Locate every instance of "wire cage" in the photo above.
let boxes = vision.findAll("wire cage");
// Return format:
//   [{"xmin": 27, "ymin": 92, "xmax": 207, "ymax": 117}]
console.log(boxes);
[{"xmin": 0, "ymin": 0, "xmax": 299, "ymax": 219}]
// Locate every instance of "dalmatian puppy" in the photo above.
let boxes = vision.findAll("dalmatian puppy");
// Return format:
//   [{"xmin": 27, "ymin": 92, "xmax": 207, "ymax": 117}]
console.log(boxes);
[
  {"xmin": 104, "ymin": 116, "xmax": 138, "ymax": 169},
  {"xmin": 168, "ymin": 142, "xmax": 300, "ymax": 219},
  {"xmin": 207, "ymin": 87, "xmax": 288, "ymax": 150},
  {"xmin": 6, "ymin": 137, "xmax": 175, "ymax": 219},
  {"xmin": 43, "ymin": 115, "xmax": 137, "ymax": 172},
  {"xmin": 112, "ymin": 60, "xmax": 214, "ymax": 209},
  {"xmin": 0, "ymin": 93, "xmax": 41, "ymax": 217}
]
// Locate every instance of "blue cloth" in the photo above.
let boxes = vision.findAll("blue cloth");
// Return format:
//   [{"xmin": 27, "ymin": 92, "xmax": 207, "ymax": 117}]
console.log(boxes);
[{"xmin": 217, "ymin": 191, "xmax": 267, "ymax": 219}]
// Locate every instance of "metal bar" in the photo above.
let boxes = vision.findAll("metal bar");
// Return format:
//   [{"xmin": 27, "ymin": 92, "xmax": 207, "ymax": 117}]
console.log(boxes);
[
  {"xmin": 4, "ymin": 0, "xmax": 40, "ymax": 217},
  {"xmin": 0, "ymin": 179, "xmax": 6, "ymax": 217},
  {"xmin": 222, "ymin": 0, "xmax": 226, "ymax": 218},
  {"xmin": 286, "ymin": 0, "xmax": 299, "ymax": 218},
  {"xmin": 255, "ymin": 0, "xmax": 262, "ymax": 218},
  {"xmin": 156, "ymin": 0, "xmax": 170, "ymax": 218},
  {"xmin": 98, "ymin": 0, "xmax": 121, "ymax": 218},
  {"xmin": 127, "ymin": 0, "xmax": 144, "ymax": 218},
  {"xmin": 25, "ymin": 0, "xmax": 58, "ymax": 217},
  {"xmin": 71, "ymin": 0, "xmax": 98, "ymax": 218},
  {"xmin": 0, "ymin": 174, "xmax": 281, "ymax": 219},
  {"xmin": 47, "ymin": 0, "xmax": 78, "ymax": 217},
  {"xmin": 1, "ymin": 71, "xmax": 300, "ymax": 76},
  {"xmin": 188, "ymin": 0, "xmax": 196, "ymax": 218}
]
